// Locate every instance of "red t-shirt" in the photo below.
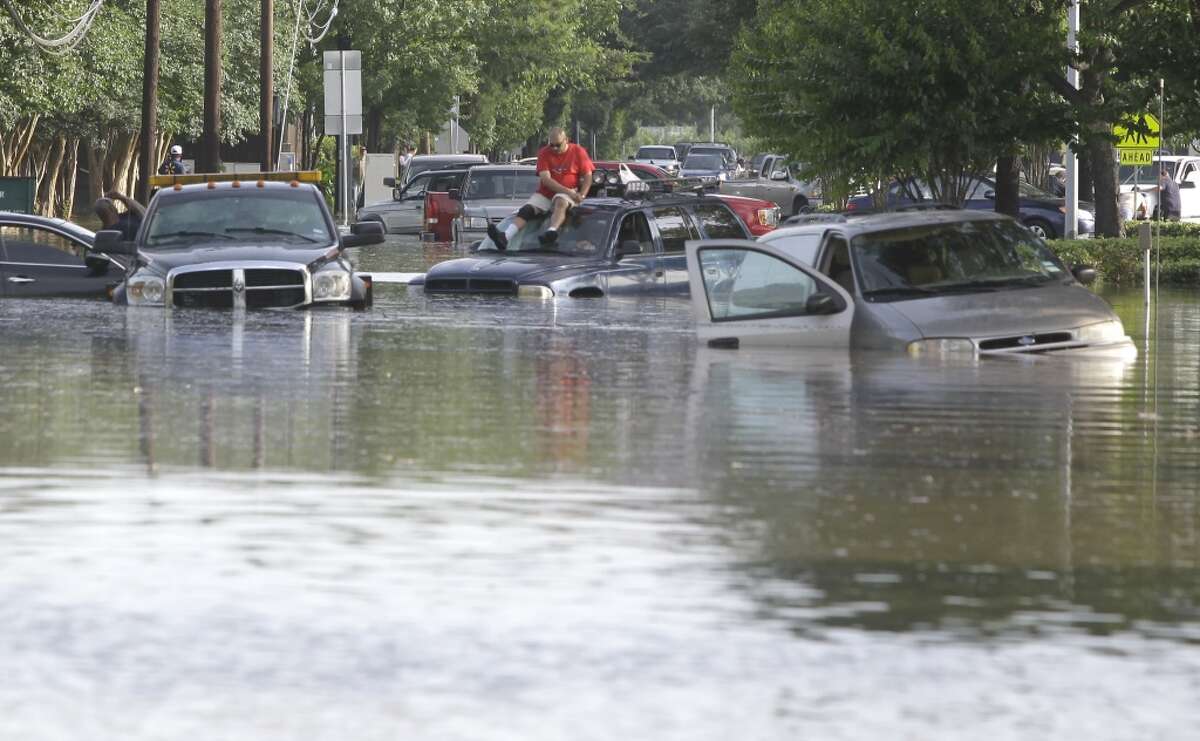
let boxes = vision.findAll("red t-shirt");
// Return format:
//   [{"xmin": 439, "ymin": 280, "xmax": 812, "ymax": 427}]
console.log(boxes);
[{"xmin": 536, "ymin": 143, "xmax": 594, "ymax": 198}]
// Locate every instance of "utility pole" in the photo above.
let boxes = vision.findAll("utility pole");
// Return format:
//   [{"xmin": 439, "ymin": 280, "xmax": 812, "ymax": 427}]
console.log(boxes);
[
  {"xmin": 1064, "ymin": 0, "xmax": 1080, "ymax": 238},
  {"xmin": 137, "ymin": 0, "xmax": 160, "ymax": 203},
  {"xmin": 260, "ymin": 0, "xmax": 273, "ymax": 171},
  {"xmin": 201, "ymin": 0, "xmax": 223, "ymax": 173}
]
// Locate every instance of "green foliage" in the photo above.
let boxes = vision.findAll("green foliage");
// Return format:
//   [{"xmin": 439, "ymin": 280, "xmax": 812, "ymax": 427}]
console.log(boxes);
[
  {"xmin": 1053, "ymin": 236, "xmax": 1200, "ymax": 286},
  {"xmin": 730, "ymin": 0, "xmax": 1072, "ymax": 205}
]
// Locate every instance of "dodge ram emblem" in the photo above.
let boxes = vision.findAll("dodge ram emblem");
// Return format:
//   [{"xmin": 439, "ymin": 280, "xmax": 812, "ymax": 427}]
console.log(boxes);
[
  {"xmin": 1018, "ymin": 335, "xmax": 1036, "ymax": 346},
  {"xmin": 233, "ymin": 276, "xmax": 245, "ymax": 293}
]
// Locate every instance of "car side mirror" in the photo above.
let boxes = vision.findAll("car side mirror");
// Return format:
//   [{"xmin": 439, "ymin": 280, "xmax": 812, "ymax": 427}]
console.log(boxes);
[
  {"xmin": 1071, "ymin": 264, "xmax": 1097, "ymax": 285},
  {"xmin": 616, "ymin": 239, "xmax": 642, "ymax": 258},
  {"xmin": 771, "ymin": 171, "xmax": 788, "ymax": 181},
  {"xmin": 447, "ymin": 188, "xmax": 462, "ymax": 201},
  {"xmin": 91, "ymin": 229, "xmax": 135, "ymax": 256},
  {"xmin": 383, "ymin": 177, "xmax": 396, "ymax": 188},
  {"xmin": 984, "ymin": 189, "xmax": 996, "ymax": 199},
  {"xmin": 805, "ymin": 292, "xmax": 839, "ymax": 315},
  {"xmin": 342, "ymin": 221, "xmax": 385, "ymax": 248},
  {"xmin": 1181, "ymin": 180, "xmax": 1196, "ymax": 189},
  {"xmin": 393, "ymin": 188, "xmax": 404, "ymax": 200}
]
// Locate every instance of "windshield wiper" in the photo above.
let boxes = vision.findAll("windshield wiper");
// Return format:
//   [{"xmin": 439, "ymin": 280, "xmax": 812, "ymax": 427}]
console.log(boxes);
[
  {"xmin": 151, "ymin": 230, "xmax": 233, "ymax": 243},
  {"xmin": 947, "ymin": 275, "xmax": 1053, "ymax": 290},
  {"xmin": 224, "ymin": 227, "xmax": 320, "ymax": 242},
  {"xmin": 862, "ymin": 286, "xmax": 939, "ymax": 299}
]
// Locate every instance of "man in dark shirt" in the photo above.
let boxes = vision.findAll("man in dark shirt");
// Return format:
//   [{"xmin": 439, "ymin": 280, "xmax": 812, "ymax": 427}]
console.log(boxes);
[
  {"xmin": 1158, "ymin": 168, "xmax": 1181, "ymax": 221},
  {"xmin": 94, "ymin": 190, "xmax": 146, "ymax": 241},
  {"xmin": 159, "ymin": 144, "xmax": 189, "ymax": 175}
]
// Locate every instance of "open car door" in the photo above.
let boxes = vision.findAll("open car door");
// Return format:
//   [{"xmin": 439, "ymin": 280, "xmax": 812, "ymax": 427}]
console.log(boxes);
[{"xmin": 685, "ymin": 238, "xmax": 854, "ymax": 349}]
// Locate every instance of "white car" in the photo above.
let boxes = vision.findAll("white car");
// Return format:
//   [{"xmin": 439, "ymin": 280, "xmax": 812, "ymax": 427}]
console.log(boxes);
[{"xmin": 633, "ymin": 145, "xmax": 681, "ymax": 175}]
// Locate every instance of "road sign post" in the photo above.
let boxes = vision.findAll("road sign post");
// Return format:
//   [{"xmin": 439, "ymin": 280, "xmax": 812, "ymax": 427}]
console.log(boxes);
[{"xmin": 323, "ymin": 50, "xmax": 362, "ymax": 226}]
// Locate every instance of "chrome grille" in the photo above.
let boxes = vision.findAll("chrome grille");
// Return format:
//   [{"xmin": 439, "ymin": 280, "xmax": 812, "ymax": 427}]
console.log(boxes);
[
  {"xmin": 978, "ymin": 332, "xmax": 1074, "ymax": 352},
  {"xmin": 169, "ymin": 266, "xmax": 309, "ymax": 309}
]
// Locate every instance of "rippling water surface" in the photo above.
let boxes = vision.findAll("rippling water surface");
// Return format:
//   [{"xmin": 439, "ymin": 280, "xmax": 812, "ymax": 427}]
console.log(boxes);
[{"xmin": 0, "ymin": 235, "xmax": 1198, "ymax": 739}]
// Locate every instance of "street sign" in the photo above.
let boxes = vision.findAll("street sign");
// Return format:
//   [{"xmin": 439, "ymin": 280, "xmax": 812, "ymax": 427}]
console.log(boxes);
[
  {"xmin": 1113, "ymin": 113, "xmax": 1160, "ymax": 151},
  {"xmin": 323, "ymin": 51, "xmax": 362, "ymax": 136},
  {"xmin": 1120, "ymin": 149, "xmax": 1154, "ymax": 166}
]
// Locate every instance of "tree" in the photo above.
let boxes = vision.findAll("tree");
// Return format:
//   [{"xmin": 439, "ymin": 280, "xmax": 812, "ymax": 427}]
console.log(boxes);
[{"xmin": 730, "ymin": 0, "xmax": 1071, "ymax": 208}]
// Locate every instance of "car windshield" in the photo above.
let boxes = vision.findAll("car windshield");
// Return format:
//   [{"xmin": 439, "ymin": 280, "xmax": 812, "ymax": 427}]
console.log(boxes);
[
  {"xmin": 638, "ymin": 147, "xmax": 675, "ymax": 159},
  {"xmin": 464, "ymin": 171, "xmax": 540, "ymax": 199},
  {"xmin": 480, "ymin": 208, "xmax": 612, "ymax": 258},
  {"xmin": 684, "ymin": 154, "xmax": 723, "ymax": 170},
  {"xmin": 1119, "ymin": 162, "xmax": 1175, "ymax": 185},
  {"xmin": 852, "ymin": 219, "xmax": 1068, "ymax": 301},
  {"xmin": 144, "ymin": 190, "xmax": 334, "ymax": 249}
]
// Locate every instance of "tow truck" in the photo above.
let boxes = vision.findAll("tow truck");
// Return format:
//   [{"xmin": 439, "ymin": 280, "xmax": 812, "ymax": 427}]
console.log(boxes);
[{"xmin": 89, "ymin": 171, "xmax": 383, "ymax": 309}]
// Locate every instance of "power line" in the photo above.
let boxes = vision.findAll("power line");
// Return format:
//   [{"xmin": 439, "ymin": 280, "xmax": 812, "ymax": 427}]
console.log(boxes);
[{"xmin": 1, "ymin": 0, "xmax": 105, "ymax": 53}]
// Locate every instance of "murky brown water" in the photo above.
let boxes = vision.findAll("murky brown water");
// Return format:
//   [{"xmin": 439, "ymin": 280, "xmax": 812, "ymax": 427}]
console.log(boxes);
[{"xmin": 0, "ymin": 235, "xmax": 1198, "ymax": 739}]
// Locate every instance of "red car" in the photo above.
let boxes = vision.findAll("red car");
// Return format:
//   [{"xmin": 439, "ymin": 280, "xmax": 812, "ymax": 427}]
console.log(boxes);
[{"xmin": 591, "ymin": 161, "xmax": 780, "ymax": 236}]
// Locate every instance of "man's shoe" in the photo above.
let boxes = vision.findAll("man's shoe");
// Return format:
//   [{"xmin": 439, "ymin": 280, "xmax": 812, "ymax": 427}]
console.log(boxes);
[
  {"xmin": 486, "ymin": 223, "xmax": 508, "ymax": 251},
  {"xmin": 538, "ymin": 229, "xmax": 558, "ymax": 246}
]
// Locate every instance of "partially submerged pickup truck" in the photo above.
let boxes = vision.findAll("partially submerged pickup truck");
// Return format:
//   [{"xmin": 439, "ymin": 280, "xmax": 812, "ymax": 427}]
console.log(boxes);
[{"xmin": 719, "ymin": 154, "xmax": 822, "ymax": 217}]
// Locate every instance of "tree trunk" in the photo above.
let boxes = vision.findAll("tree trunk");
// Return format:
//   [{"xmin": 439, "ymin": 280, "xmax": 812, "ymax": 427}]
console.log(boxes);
[
  {"xmin": 62, "ymin": 138, "xmax": 79, "ymax": 218},
  {"xmin": 1087, "ymin": 135, "xmax": 1121, "ymax": 237},
  {"xmin": 40, "ymin": 134, "xmax": 67, "ymax": 217},
  {"xmin": 87, "ymin": 139, "xmax": 105, "ymax": 204},
  {"xmin": 994, "ymin": 154, "xmax": 1020, "ymax": 218},
  {"xmin": 1078, "ymin": 146, "xmax": 1094, "ymax": 202},
  {"xmin": 366, "ymin": 106, "xmax": 382, "ymax": 152}
]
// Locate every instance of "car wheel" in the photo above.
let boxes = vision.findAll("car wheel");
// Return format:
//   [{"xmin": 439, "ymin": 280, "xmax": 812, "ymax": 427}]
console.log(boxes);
[
  {"xmin": 792, "ymin": 196, "xmax": 810, "ymax": 216},
  {"xmin": 1024, "ymin": 218, "xmax": 1055, "ymax": 239}
]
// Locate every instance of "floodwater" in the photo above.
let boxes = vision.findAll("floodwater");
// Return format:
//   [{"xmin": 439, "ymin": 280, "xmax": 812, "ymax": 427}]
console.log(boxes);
[{"xmin": 0, "ymin": 234, "xmax": 1198, "ymax": 740}]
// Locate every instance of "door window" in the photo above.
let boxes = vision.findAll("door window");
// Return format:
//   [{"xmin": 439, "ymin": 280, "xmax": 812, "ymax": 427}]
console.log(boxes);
[
  {"xmin": 769, "ymin": 159, "xmax": 790, "ymax": 180},
  {"xmin": 404, "ymin": 177, "xmax": 431, "ymax": 200},
  {"xmin": 616, "ymin": 212, "xmax": 654, "ymax": 255},
  {"xmin": 698, "ymin": 248, "xmax": 823, "ymax": 321},
  {"xmin": 819, "ymin": 235, "xmax": 855, "ymax": 294},
  {"xmin": 652, "ymin": 207, "xmax": 699, "ymax": 253},
  {"xmin": 0, "ymin": 225, "xmax": 85, "ymax": 264},
  {"xmin": 692, "ymin": 203, "xmax": 746, "ymax": 239}
]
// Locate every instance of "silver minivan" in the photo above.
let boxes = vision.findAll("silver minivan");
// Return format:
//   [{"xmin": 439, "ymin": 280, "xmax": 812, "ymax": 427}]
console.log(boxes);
[{"xmin": 685, "ymin": 210, "xmax": 1134, "ymax": 357}]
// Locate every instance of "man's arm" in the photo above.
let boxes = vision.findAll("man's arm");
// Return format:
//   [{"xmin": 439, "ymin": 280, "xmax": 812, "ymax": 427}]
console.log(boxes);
[
  {"xmin": 577, "ymin": 169, "xmax": 592, "ymax": 199},
  {"xmin": 105, "ymin": 190, "xmax": 146, "ymax": 217},
  {"xmin": 539, "ymin": 170, "xmax": 577, "ymax": 198}
]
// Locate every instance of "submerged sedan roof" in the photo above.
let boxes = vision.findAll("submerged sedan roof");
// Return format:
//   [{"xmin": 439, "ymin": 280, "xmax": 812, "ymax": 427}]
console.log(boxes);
[{"xmin": 776, "ymin": 208, "xmax": 1010, "ymax": 240}]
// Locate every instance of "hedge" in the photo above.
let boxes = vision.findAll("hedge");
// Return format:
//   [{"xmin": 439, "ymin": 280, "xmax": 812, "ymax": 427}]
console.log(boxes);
[{"xmin": 1052, "ymin": 235, "xmax": 1200, "ymax": 286}]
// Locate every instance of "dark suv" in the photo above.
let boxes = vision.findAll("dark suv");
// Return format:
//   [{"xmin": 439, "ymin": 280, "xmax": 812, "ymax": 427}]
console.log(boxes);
[{"xmin": 412, "ymin": 191, "xmax": 750, "ymax": 299}]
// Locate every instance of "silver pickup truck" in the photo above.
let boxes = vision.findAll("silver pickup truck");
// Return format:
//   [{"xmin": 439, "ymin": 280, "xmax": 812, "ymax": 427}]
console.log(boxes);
[{"xmin": 719, "ymin": 154, "xmax": 822, "ymax": 216}]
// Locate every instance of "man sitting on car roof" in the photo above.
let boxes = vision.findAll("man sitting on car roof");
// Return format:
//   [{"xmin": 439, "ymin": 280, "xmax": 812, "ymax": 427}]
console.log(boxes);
[{"xmin": 488, "ymin": 126, "xmax": 593, "ymax": 250}]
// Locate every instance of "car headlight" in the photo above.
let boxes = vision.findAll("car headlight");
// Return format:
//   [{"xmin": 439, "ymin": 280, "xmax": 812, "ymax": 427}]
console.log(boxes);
[
  {"xmin": 1076, "ymin": 319, "xmax": 1125, "ymax": 344},
  {"xmin": 465, "ymin": 216, "xmax": 489, "ymax": 230},
  {"xmin": 906, "ymin": 338, "xmax": 976, "ymax": 358},
  {"xmin": 593, "ymin": 172, "xmax": 606, "ymax": 185},
  {"xmin": 313, "ymin": 269, "xmax": 352, "ymax": 301},
  {"xmin": 126, "ymin": 272, "xmax": 165, "ymax": 306},
  {"xmin": 718, "ymin": 172, "xmax": 728, "ymax": 181},
  {"xmin": 517, "ymin": 284, "xmax": 553, "ymax": 299}
]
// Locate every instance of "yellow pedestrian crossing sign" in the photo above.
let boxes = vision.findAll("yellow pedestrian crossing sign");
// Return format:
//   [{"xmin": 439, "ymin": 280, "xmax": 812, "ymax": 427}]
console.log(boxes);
[{"xmin": 1113, "ymin": 113, "xmax": 1160, "ymax": 150}]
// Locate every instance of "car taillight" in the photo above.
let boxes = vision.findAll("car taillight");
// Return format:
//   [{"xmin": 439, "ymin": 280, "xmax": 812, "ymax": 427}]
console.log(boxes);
[{"xmin": 758, "ymin": 207, "xmax": 780, "ymax": 226}]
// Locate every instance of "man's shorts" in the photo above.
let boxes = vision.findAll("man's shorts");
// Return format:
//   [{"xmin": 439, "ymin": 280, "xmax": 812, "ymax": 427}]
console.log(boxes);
[{"xmin": 524, "ymin": 191, "xmax": 576, "ymax": 214}]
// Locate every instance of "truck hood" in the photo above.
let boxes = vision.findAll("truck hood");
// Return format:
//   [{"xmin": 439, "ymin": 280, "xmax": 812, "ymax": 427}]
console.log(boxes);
[
  {"xmin": 427, "ymin": 253, "xmax": 604, "ymax": 283},
  {"xmin": 141, "ymin": 244, "xmax": 336, "ymax": 274},
  {"xmin": 884, "ymin": 283, "xmax": 1116, "ymax": 340}
]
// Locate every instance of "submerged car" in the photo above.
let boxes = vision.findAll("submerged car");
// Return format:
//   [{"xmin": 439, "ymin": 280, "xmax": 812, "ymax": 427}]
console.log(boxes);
[
  {"xmin": 685, "ymin": 210, "xmax": 1134, "ymax": 357},
  {"xmin": 411, "ymin": 190, "xmax": 750, "ymax": 298},
  {"xmin": 89, "ymin": 172, "xmax": 383, "ymax": 309},
  {"xmin": 0, "ymin": 212, "xmax": 126, "ymax": 298}
]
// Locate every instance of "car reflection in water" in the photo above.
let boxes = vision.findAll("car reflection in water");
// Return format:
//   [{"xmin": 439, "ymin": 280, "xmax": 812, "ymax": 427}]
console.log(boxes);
[
  {"xmin": 674, "ymin": 346, "xmax": 1200, "ymax": 638},
  {"xmin": 120, "ymin": 309, "xmax": 357, "ymax": 472}
]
